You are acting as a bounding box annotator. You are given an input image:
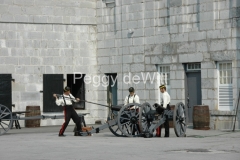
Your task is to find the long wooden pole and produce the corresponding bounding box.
[233,89,240,132]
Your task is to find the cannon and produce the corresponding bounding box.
[0,104,88,136]
[78,101,187,137]
[1,101,187,137]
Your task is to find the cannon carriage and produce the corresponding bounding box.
[1,101,187,137]
[78,101,187,137]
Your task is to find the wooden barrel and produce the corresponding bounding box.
[193,105,210,130]
[25,106,41,128]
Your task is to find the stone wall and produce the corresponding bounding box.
[1,0,239,129]
[96,0,240,129]
[0,0,99,126]
[0,0,96,24]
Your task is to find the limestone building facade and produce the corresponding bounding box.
[0,0,239,129]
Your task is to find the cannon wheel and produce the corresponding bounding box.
[138,102,155,133]
[107,107,126,137]
[117,103,142,137]
[0,104,13,136]
[173,102,187,137]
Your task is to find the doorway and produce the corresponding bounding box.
[106,73,118,107]
[185,63,202,123]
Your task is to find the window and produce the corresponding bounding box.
[187,63,201,71]
[218,62,233,111]
[158,66,170,103]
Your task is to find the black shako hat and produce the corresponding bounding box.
[128,87,134,92]
[64,86,71,92]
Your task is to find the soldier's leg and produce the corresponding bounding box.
[71,107,82,132]
[59,107,71,136]
[164,115,169,137]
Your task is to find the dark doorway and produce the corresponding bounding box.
[106,73,118,107]
[43,74,64,112]
[0,74,12,111]
[186,71,202,123]
[67,74,85,110]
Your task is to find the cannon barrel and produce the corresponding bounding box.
[55,94,122,111]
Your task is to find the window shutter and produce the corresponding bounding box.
[219,85,233,110]
[43,74,64,112]
[0,74,12,111]
[218,62,233,111]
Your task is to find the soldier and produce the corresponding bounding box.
[124,87,140,135]
[124,87,140,107]
[53,86,82,137]
[154,85,171,137]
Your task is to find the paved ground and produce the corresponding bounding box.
[1,125,240,160]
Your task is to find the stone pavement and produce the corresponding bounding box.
[0,125,240,160]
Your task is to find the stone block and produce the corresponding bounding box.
[171,33,188,42]
[145,65,156,72]
[128,20,138,29]
[199,21,215,31]
[4,57,18,65]
[15,66,25,74]
[145,1,155,10]
[19,57,31,65]
[0,13,14,22]
[175,70,184,80]
[21,92,40,101]
[98,57,109,65]
[13,0,34,6]
[177,89,185,99]
[170,25,178,34]
[170,89,176,99]
[208,89,217,99]
[122,38,132,47]
[171,80,184,89]
[220,9,230,20]
[133,54,144,63]
[133,29,144,37]
[201,61,216,69]
[159,8,168,18]
[210,39,227,51]
[48,16,63,23]
[227,38,237,50]
[196,41,208,52]
[202,78,217,89]
[109,56,122,64]
[130,46,144,54]
[145,36,155,45]
[201,69,207,78]
[133,37,144,46]
[169,0,182,7]
[177,42,195,53]
[145,27,155,37]
[199,11,215,22]
[188,31,206,41]
[130,64,145,72]
[144,10,155,19]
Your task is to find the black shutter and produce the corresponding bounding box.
[66,74,85,109]
[0,74,12,111]
[43,74,64,112]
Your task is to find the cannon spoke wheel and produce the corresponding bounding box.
[117,103,142,137]
[173,102,187,137]
[0,104,13,136]
[107,105,126,137]
[138,102,155,133]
